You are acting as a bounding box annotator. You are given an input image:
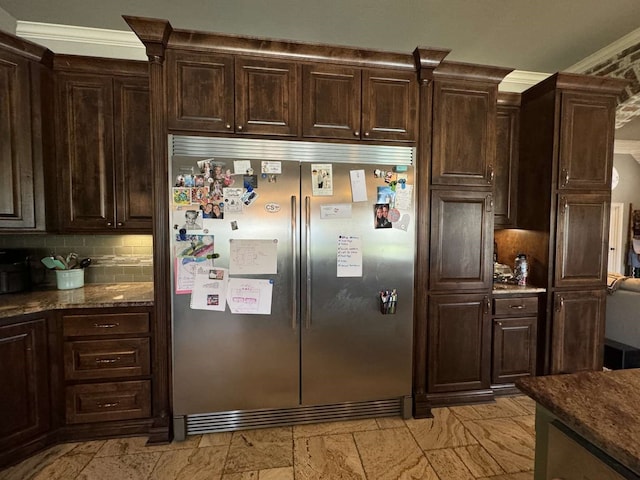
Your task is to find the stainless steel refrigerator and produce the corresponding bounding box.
[170,136,415,439]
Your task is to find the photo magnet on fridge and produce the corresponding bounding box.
[374,203,392,229]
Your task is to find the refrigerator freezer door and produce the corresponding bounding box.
[300,163,414,405]
[172,158,301,414]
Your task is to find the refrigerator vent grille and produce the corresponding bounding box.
[185,398,404,434]
[170,135,414,166]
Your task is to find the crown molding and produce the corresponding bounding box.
[499,70,551,93]
[565,25,640,74]
[614,139,640,164]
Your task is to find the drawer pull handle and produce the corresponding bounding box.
[93,323,120,328]
[97,402,120,409]
[510,305,525,309]
[95,357,120,364]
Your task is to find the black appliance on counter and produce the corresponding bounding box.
[0,249,31,294]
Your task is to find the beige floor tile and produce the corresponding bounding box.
[450,397,529,421]
[354,427,437,480]
[511,395,536,415]
[294,433,366,480]
[76,452,162,480]
[30,453,94,480]
[512,415,536,439]
[258,466,294,479]
[293,419,379,438]
[425,448,474,480]
[150,446,228,480]
[0,443,79,480]
[199,432,233,448]
[405,407,478,450]
[454,444,505,477]
[477,472,534,480]
[221,472,258,480]
[375,416,407,430]
[95,435,201,457]
[224,428,292,474]
[464,418,535,474]
[68,440,106,455]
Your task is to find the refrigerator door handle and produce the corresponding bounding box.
[291,195,298,330]
[305,195,312,329]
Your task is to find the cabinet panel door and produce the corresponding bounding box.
[551,289,605,374]
[302,64,361,139]
[113,76,152,231]
[428,294,491,393]
[555,193,609,287]
[0,318,49,447]
[235,58,299,136]
[57,73,115,230]
[0,50,36,229]
[432,80,496,186]
[430,189,494,290]
[492,317,537,384]
[494,103,519,227]
[558,92,616,191]
[166,50,234,133]
[361,69,417,142]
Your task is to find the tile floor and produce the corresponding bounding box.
[0,396,537,480]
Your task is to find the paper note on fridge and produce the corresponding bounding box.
[227,278,273,314]
[190,266,229,311]
[320,204,352,219]
[337,235,363,277]
[349,169,368,202]
[229,239,278,274]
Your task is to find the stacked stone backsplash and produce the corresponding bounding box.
[0,234,153,286]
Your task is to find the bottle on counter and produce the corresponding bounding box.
[514,253,528,286]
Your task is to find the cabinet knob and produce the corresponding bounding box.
[364,132,370,137]
[117,222,123,227]
[237,125,243,131]
[488,164,494,184]
[561,168,569,187]
[225,124,232,129]
[107,222,112,226]
[354,131,360,137]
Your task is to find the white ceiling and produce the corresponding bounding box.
[1,0,640,73]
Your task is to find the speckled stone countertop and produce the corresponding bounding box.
[0,282,154,318]
[492,283,546,295]
[517,369,640,474]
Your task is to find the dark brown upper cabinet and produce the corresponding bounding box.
[494,93,520,228]
[0,34,51,231]
[429,189,494,291]
[167,50,299,136]
[302,64,418,142]
[55,57,152,232]
[557,92,617,191]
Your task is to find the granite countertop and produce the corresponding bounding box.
[492,283,546,295]
[517,369,640,474]
[0,282,154,318]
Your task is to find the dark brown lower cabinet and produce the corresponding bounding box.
[427,294,492,394]
[551,289,606,374]
[0,315,50,466]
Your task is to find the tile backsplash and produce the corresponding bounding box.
[0,234,153,286]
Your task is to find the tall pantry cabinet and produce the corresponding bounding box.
[518,73,627,375]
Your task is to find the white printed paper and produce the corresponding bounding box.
[174,256,214,294]
[227,278,273,314]
[311,164,333,196]
[233,160,252,175]
[190,266,229,311]
[394,184,414,211]
[223,187,244,213]
[320,204,352,219]
[261,161,282,174]
[349,169,368,202]
[229,239,278,275]
[337,235,363,277]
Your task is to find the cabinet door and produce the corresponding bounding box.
[235,57,299,136]
[0,318,49,449]
[432,80,496,186]
[494,103,519,227]
[430,189,494,290]
[166,50,234,133]
[302,64,361,139]
[57,73,115,230]
[558,92,616,191]
[551,289,605,374]
[0,50,37,230]
[492,317,537,384]
[555,193,609,287]
[428,294,491,393]
[113,76,152,231]
[361,69,417,142]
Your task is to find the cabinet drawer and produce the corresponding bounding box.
[66,380,151,424]
[62,312,149,337]
[493,297,538,316]
[64,338,150,381]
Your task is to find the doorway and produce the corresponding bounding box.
[609,202,624,274]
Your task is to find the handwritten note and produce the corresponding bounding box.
[229,239,278,275]
[226,278,273,314]
[337,235,362,278]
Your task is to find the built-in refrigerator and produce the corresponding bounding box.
[169,137,416,439]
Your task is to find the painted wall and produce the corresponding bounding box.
[0,5,15,34]
[611,153,640,273]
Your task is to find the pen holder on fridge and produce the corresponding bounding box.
[379,289,397,315]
